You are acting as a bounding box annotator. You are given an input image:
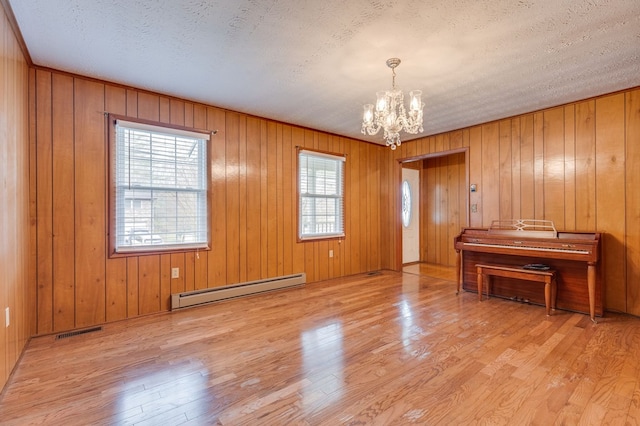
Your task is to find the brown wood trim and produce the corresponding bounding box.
[0,0,33,65]
[107,113,214,138]
[400,146,468,163]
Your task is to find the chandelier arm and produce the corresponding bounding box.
[361,120,382,136]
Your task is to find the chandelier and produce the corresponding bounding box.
[361,58,424,150]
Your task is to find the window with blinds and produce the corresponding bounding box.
[298,149,345,240]
[112,118,210,253]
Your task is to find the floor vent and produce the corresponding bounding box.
[367,271,381,276]
[56,326,103,340]
[171,273,306,310]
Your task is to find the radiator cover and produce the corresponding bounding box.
[171,273,306,310]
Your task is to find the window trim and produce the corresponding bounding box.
[107,114,213,258]
[296,147,346,242]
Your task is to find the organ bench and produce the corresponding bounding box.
[475,263,557,316]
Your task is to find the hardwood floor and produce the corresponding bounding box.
[1,265,640,425]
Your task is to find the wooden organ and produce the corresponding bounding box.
[454,220,602,322]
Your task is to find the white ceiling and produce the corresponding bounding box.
[8,0,640,145]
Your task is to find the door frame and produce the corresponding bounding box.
[395,147,470,270]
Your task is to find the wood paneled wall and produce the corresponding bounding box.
[0,5,31,391]
[420,152,466,266]
[29,70,383,335]
[25,68,640,333]
[383,89,640,316]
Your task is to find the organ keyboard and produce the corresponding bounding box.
[454,220,602,321]
[462,242,589,255]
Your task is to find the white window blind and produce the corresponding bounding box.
[114,119,210,253]
[298,149,345,240]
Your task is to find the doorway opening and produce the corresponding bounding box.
[398,148,469,276]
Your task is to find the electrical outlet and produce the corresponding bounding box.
[5,307,9,328]
[329,250,334,258]
[171,267,180,279]
[471,204,478,213]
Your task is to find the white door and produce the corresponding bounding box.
[402,168,420,264]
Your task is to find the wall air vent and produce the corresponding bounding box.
[56,326,103,340]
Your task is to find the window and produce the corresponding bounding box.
[110,117,210,254]
[401,180,412,228]
[298,149,345,240]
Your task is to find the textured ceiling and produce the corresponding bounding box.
[8,0,640,145]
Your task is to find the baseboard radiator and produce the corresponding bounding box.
[171,273,306,310]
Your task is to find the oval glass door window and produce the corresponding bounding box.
[402,180,412,228]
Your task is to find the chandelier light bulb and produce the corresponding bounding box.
[361,58,425,150]
[409,90,422,111]
[376,92,388,112]
[363,104,374,124]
